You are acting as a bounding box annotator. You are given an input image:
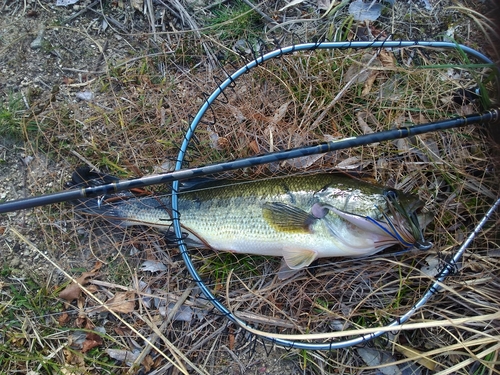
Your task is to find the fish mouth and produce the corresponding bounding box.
[380,190,432,250]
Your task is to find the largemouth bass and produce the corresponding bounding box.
[69,169,431,270]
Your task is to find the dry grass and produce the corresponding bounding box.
[1,0,500,374]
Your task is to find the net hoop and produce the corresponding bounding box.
[171,41,498,350]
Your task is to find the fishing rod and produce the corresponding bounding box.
[0,108,498,214]
[1,40,497,214]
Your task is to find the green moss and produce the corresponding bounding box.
[0,92,25,139]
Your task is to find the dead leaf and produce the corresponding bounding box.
[143,355,154,372]
[421,255,441,277]
[153,355,164,368]
[271,101,290,126]
[76,295,85,310]
[356,347,400,375]
[114,326,130,336]
[159,304,193,322]
[207,127,220,150]
[356,111,377,136]
[62,77,74,85]
[228,104,246,123]
[348,0,383,21]
[59,283,82,302]
[378,49,395,68]
[361,71,378,95]
[58,312,70,325]
[466,261,484,272]
[97,291,135,314]
[76,315,87,328]
[249,139,260,154]
[59,271,98,302]
[84,318,95,330]
[417,113,428,124]
[130,0,143,13]
[336,156,367,170]
[217,137,230,149]
[90,262,103,273]
[73,271,97,284]
[106,349,139,365]
[457,105,475,115]
[64,348,86,366]
[228,329,235,350]
[85,284,99,293]
[356,116,372,134]
[344,61,370,84]
[82,332,103,353]
[285,154,323,169]
[394,138,410,154]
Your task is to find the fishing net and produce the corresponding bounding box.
[164,41,500,349]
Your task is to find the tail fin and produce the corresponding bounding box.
[72,197,134,227]
[66,168,209,248]
[66,167,137,226]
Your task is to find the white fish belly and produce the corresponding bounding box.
[181,209,383,259]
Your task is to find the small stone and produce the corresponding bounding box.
[30,27,45,49]
[10,257,21,267]
[75,91,94,101]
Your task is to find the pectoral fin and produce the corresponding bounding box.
[262,202,317,233]
[282,247,318,269]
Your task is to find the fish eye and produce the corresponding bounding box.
[384,190,398,200]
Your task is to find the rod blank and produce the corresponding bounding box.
[0,109,498,214]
